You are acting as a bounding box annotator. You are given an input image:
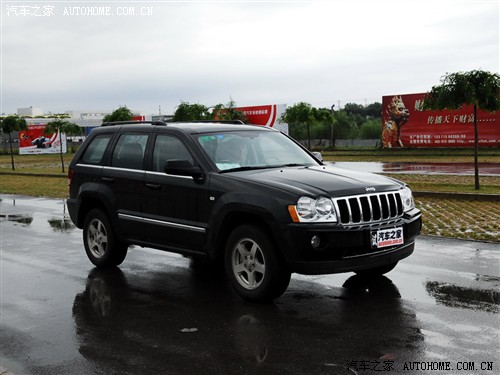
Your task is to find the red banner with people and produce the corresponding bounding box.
[18,123,66,155]
[382,93,499,148]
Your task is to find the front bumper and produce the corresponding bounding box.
[276,208,422,275]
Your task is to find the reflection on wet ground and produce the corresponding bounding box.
[1,195,499,374]
[426,280,500,313]
[71,266,422,374]
[331,162,500,176]
[0,197,34,225]
[0,195,75,232]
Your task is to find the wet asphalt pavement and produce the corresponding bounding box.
[0,195,499,375]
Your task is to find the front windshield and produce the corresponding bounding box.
[196,130,319,172]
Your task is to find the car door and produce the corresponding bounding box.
[142,133,209,254]
[102,132,148,241]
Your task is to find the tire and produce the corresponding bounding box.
[355,262,398,277]
[83,208,128,267]
[225,225,291,302]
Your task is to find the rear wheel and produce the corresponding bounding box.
[355,262,398,277]
[225,225,291,302]
[83,208,128,267]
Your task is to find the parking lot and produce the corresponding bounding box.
[1,195,499,374]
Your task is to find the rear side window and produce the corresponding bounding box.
[80,134,112,165]
[111,134,149,170]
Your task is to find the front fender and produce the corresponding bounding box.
[206,191,292,260]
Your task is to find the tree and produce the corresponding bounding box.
[365,102,382,118]
[173,102,211,121]
[343,102,382,118]
[359,119,382,139]
[343,103,365,117]
[103,106,133,123]
[281,102,312,148]
[332,110,358,142]
[44,119,82,173]
[311,107,336,147]
[423,70,500,190]
[0,115,28,170]
[210,98,247,122]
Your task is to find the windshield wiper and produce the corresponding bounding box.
[278,163,308,167]
[221,163,310,173]
[220,165,272,173]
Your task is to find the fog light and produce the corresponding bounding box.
[311,235,321,249]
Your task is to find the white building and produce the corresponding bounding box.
[17,106,43,116]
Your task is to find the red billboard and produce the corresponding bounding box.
[235,104,288,134]
[382,93,499,148]
[18,123,67,155]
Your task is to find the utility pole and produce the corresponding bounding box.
[330,104,335,148]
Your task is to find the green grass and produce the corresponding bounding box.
[0,174,68,198]
[0,153,74,175]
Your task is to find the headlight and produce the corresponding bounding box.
[288,196,337,223]
[400,186,415,212]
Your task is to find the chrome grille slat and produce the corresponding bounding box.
[366,196,373,221]
[333,192,404,226]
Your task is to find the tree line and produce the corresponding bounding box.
[169,100,383,149]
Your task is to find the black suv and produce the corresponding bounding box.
[68,121,421,301]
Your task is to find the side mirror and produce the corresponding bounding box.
[312,151,323,162]
[165,160,205,182]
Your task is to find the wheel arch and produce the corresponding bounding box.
[78,196,108,229]
[76,189,121,238]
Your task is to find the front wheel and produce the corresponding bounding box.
[225,225,291,302]
[355,262,398,277]
[83,208,128,267]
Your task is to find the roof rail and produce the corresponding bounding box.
[101,120,168,127]
[187,120,245,125]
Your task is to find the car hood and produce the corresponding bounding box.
[230,165,403,197]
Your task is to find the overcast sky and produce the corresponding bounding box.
[2,0,498,115]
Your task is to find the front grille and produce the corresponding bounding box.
[333,191,404,226]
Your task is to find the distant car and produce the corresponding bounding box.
[67,121,421,302]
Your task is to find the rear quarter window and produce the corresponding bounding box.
[80,134,112,165]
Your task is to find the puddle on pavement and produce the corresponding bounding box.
[425,280,500,313]
[0,195,76,233]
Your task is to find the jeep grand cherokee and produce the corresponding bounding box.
[67,121,421,301]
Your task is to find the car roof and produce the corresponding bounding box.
[92,122,276,135]
[168,122,275,134]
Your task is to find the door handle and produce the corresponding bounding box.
[101,177,115,183]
